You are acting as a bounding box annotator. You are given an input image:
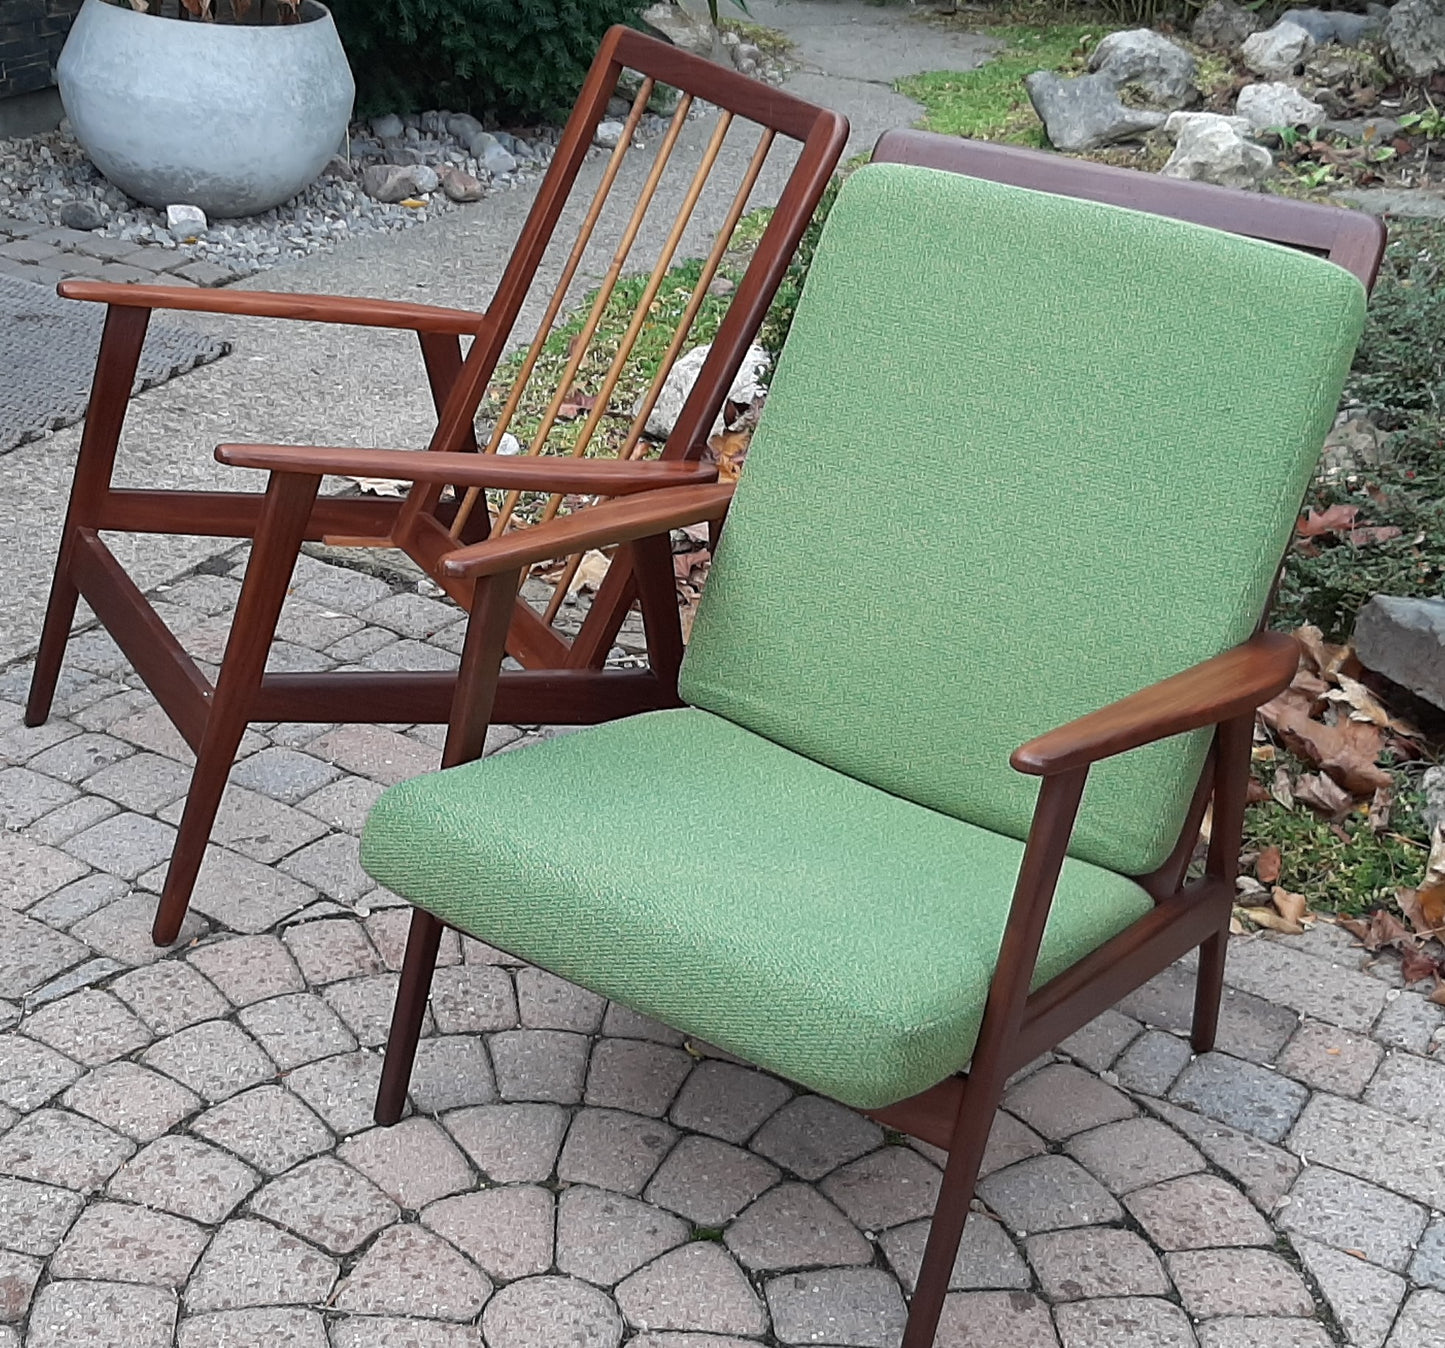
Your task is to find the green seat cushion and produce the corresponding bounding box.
[361,708,1153,1109]
[680,162,1367,876]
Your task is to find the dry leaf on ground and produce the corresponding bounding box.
[1256,846,1282,885]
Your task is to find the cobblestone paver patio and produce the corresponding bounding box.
[2,546,1445,1348]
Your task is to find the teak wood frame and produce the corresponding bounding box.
[356,133,1386,1348]
[25,26,848,947]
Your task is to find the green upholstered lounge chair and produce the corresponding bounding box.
[345,135,1382,1346]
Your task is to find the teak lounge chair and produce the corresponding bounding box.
[339,135,1383,1346]
[24,26,847,947]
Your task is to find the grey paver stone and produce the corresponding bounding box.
[1388,1290,1445,1348]
[1292,1235,1404,1348]
[29,733,135,783]
[1064,1116,1205,1195]
[186,934,303,1005]
[1140,1096,1301,1210]
[585,1037,693,1118]
[279,833,372,904]
[323,628,397,663]
[366,906,461,972]
[0,766,77,831]
[749,1094,883,1181]
[306,725,435,786]
[295,775,385,834]
[934,1290,1060,1348]
[763,1265,901,1346]
[191,1085,332,1175]
[108,1135,259,1224]
[1224,938,1388,1032]
[273,599,365,650]
[0,832,91,911]
[62,1062,200,1142]
[26,956,127,1009]
[1027,1227,1169,1300]
[619,1240,768,1337]
[559,1108,678,1196]
[1170,1051,1309,1142]
[26,873,127,929]
[1277,1019,1383,1097]
[339,1118,473,1209]
[515,967,605,1031]
[556,1185,688,1285]
[289,565,393,612]
[424,1184,554,1282]
[0,1033,82,1111]
[282,918,381,985]
[491,1028,590,1104]
[1363,1050,1445,1127]
[1168,1248,1313,1317]
[974,1109,1048,1179]
[176,1307,328,1348]
[23,988,151,1067]
[358,592,461,639]
[248,1157,398,1255]
[820,1144,941,1231]
[322,972,415,1047]
[110,962,230,1037]
[141,1019,275,1102]
[1278,1164,1426,1271]
[184,1217,338,1312]
[0,908,87,997]
[173,259,238,286]
[327,1318,479,1348]
[50,1202,206,1287]
[977,1154,1122,1235]
[283,1050,383,1136]
[25,1279,177,1348]
[230,748,340,804]
[428,964,518,1034]
[1197,1320,1330,1348]
[106,706,197,764]
[70,893,206,967]
[1053,1297,1196,1348]
[1125,1173,1273,1249]
[63,812,176,880]
[1060,1008,1143,1073]
[1119,964,1298,1062]
[645,1134,780,1226]
[482,1275,622,1348]
[1114,1028,1194,1096]
[84,753,192,813]
[1288,1093,1445,1209]
[881,1211,1028,1294]
[177,847,315,934]
[725,1181,870,1272]
[362,638,454,672]
[1372,991,1445,1053]
[0,1108,134,1189]
[0,1249,39,1320]
[409,1034,497,1113]
[628,1337,759,1348]
[333,1222,490,1320]
[236,993,356,1071]
[0,1177,85,1255]
[25,796,122,849]
[172,786,327,864]
[601,1003,687,1045]
[1411,1216,1445,1291]
[669,1060,791,1143]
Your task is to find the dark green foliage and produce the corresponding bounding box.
[329,0,644,121]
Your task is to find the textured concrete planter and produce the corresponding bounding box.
[57,0,354,218]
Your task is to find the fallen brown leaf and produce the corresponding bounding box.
[1272,886,1309,927]
[1270,767,1296,809]
[1242,906,1304,935]
[1368,785,1392,834]
[1293,772,1352,816]
[1296,504,1360,538]
[1260,691,1393,795]
[1431,976,1445,1007]
[1256,846,1282,885]
[1400,945,1441,986]
[1347,525,1403,546]
[704,430,752,483]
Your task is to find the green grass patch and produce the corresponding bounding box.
[896,24,1113,146]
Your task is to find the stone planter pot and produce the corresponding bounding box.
[57,0,354,218]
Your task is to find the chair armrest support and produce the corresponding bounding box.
[1011,631,1299,776]
[214,444,718,495]
[439,482,736,578]
[57,280,487,335]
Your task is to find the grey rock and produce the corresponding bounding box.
[1388,0,1445,78]
[1236,82,1327,132]
[1321,115,1403,143]
[369,114,403,139]
[1163,112,1274,190]
[1423,764,1445,834]
[480,143,518,177]
[734,42,761,77]
[1333,188,1445,219]
[1282,8,1383,46]
[408,165,440,195]
[360,165,420,204]
[1242,22,1318,78]
[446,113,484,142]
[594,121,627,150]
[165,204,207,239]
[638,342,769,441]
[1025,71,1168,152]
[641,1,716,58]
[465,130,499,159]
[1089,29,1199,110]
[1193,0,1262,50]
[59,200,105,231]
[1353,595,1445,710]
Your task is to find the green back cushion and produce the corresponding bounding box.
[680,164,1365,875]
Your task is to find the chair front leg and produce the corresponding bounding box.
[28,304,152,725]
[375,908,445,1125]
[151,469,322,946]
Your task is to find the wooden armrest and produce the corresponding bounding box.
[440,482,736,578]
[1011,631,1299,776]
[214,444,718,494]
[57,280,487,335]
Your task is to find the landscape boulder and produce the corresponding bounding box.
[1353,595,1445,711]
[638,343,770,441]
[1242,21,1318,77]
[641,1,716,57]
[1162,112,1273,189]
[1387,0,1445,78]
[1192,0,1261,50]
[1280,8,1383,47]
[1089,29,1200,109]
[1024,71,1168,152]
[1235,82,1328,132]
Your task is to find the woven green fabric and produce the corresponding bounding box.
[360,708,1154,1108]
[680,164,1366,875]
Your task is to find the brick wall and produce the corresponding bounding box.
[0,0,82,100]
